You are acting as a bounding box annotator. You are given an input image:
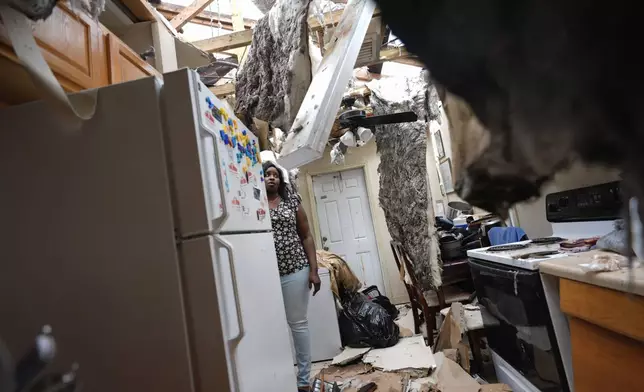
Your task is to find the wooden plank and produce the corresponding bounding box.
[170,0,216,30]
[361,46,424,67]
[560,278,644,342]
[569,317,644,392]
[209,83,235,96]
[154,3,256,30]
[308,7,381,31]
[192,29,253,53]
[120,0,158,21]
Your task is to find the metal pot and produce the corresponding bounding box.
[446,201,473,219]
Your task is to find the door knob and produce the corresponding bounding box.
[323,247,329,251]
[322,236,328,242]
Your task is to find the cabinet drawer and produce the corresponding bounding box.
[560,278,644,342]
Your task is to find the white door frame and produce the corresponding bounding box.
[304,163,391,297]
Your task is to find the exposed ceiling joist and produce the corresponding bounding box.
[154,2,256,30]
[209,83,236,96]
[170,0,217,29]
[192,29,253,52]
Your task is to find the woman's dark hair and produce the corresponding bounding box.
[263,161,289,199]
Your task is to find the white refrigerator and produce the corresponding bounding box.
[0,69,298,392]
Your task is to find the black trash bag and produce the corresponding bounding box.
[372,295,400,319]
[338,293,399,348]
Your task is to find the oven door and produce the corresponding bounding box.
[469,258,569,392]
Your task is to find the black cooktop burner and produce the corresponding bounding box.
[531,237,566,245]
[487,243,530,252]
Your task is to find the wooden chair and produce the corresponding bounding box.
[390,241,474,341]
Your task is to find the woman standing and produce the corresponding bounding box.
[263,161,321,392]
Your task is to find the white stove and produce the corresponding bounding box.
[467,240,569,270]
[467,181,623,392]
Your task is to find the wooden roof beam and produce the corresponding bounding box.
[154,2,256,30]
[192,29,253,53]
[169,0,216,30]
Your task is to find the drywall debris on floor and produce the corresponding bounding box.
[395,306,416,337]
[362,336,436,375]
[332,347,371,366]
[368,72,442,290]
[235,0,312,132]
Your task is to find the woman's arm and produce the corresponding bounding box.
[296,205,321,295]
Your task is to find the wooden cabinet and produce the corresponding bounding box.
[105,32,160,84]
[0,3,160,105]
[560,279,644,392]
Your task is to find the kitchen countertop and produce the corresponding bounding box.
[539,249,644,296]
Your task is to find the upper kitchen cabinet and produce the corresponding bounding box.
[0,1,161,106]
[105,32,161,84]
[0,2,108,104]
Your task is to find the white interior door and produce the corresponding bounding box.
[312,168,386,294]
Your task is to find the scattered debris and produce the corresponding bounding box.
[479,384,513,392]
[332,347,372,366]
[314,363,372,384]
[434,358,481,392]
[362,336,436,376]
[342,370,408,392]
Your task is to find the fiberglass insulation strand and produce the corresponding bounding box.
[368,73,443,290]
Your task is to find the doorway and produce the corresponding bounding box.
[312,168,386,294]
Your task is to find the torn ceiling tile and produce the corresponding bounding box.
[235,0,312,131]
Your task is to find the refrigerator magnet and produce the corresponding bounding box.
[232,197,241,211]
[253,187,261,200]
[257,208,266,221]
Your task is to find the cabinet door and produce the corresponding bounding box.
[0,2,106,92]
[107,33,161,84]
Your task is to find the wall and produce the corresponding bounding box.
[296,142,409,304]
[513,163,622,238]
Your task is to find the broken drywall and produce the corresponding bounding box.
[235,0,312,132]
[362,336,436,375]
[368,73,442,289]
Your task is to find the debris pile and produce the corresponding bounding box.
[313,303,511,392]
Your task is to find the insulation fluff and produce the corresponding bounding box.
[235,0,312,132]
[368,74,442,289]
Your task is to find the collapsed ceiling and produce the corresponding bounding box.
[368,72,443,290]
[235,0,312,131]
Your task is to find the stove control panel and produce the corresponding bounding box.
[546,181,622,222]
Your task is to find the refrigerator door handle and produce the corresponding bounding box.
[209,137,229,232]
[213,234,245,342]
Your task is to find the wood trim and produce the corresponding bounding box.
[569,317,644,392]
[191,29,252,53]
[154,3,255,30]
[560,278,644,342]
[169,0,216,30]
